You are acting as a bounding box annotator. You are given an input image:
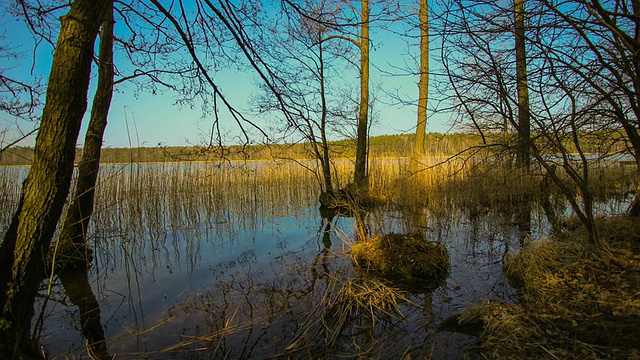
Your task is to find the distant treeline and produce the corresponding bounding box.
[0,133,475,165]
[0,131,629,165]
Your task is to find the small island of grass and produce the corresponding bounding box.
[351,233,449,281]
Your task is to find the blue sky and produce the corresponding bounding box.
[0,1,453,149]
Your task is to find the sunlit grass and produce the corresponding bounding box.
[1,154,638,359]
[478,216,640,359]
[351,233,449,280]
[1,156,636,241]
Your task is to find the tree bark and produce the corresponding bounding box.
[413,0,429,166]
[56,9,114,358]
[514,0,531,169]
[354,0,370,191]
[0,0,111,356]
[318,37,333,194]
[57,5,115,272]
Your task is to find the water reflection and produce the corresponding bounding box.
[58,268,111,360]
[29,195,542,359]
[318,208,335,250]
[25,163,581,359]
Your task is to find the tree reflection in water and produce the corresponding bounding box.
[36,201,531,359]
[58,268,111,360]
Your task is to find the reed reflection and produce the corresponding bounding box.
[159,234,350,358]
[15,160,567,359]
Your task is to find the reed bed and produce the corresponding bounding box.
[371,156,638,221]
[1,156,635,254]
[0,166,28,230]
[1,156,635,250]
[368,156,539,212]
[91,161,323,235]
[74,161,332,278]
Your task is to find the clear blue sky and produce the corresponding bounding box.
[0,1,453,149]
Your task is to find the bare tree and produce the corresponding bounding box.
[56,5,115,272]
[0,0,271,356]
[354,0,370,191]
[514,0,530,169]
[412,0,429,164]
[0,1,112,357]
[529,0,640,216]
[253,0,355,200]
[433,0,617,242]
[283,0,374,193]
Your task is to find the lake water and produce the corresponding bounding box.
[35,210,533,358]
[0,161,595,359]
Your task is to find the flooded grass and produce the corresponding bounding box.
[476,216,640,359]
[0,156,638,359]
[351,233,449,280]
[285,276,411,358]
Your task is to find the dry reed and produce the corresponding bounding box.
[1,155,636,236]
[286,276,410,357]
[0,166,28,229]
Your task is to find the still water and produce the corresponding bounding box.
[1,162,544,359]
[37,209,531,359]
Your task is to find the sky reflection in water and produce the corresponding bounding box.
[35,200,534,359]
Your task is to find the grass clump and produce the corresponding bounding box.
[351,233,449,280]
[286,277,409,357]
[476,216,640,359]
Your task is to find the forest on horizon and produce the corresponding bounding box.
[0,131,630,165]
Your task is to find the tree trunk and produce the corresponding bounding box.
[413,0,429,166]
[514,0,531,169]
[354,0,370,192]
[319,37,333,194]
[0,0,111,356]
[57,5,115,272]
[627,0,640,217]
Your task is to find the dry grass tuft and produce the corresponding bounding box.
[476,303,549,359]
[480,216,640,359]
[351,233,449,280]
[286,276,410,356]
